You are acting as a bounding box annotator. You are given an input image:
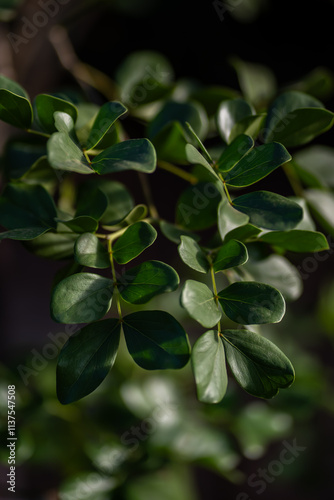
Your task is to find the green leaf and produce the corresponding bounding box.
[120,260,179,304]
[232,191,303,230]
[180,280,222,329]
[51,272,113,323]
[47,132,92,174]
[176,182,222,231]
[57,319,121,404]
[74,233,110,269]
[0,75,32,129]
[192,330,228,404]
[0,227,51,241]
[34,94,78,134]
[123,310,190,369]
[259,229,329,252]
[218,282,286,324]
[56,215,98,233]
[112,221,157,264]
[244,254,303,302]
[229,113,266,143]
[218,196,249,240]
[293,145,334,188]
[217,134,254,172]
[75,187,108,220]
[85,101,127,150]
[54,111,75,134]
[159,220,200,244]
[264,91,334,147]
[4,138,47,180]
[216,98,254,143]
[178,236,210,273]
[213,239,248,272]
[304,189,334,236]
[0,182,57,230]
[91,139,156,174]
[231,58,277,106]
[149,121,189,164]
[185,122,213,163]
[24,224,78,260]
[97,180,134,225]
[221,329,295,398]
[224,223,261,243]
[116,50,174,106]
[190,85,239,116]
[223,142,291,188]
[185,144,217,179]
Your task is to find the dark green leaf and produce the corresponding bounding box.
[176,182,222,231]
[112,221,157,264]
[218,196,249,240]
[223,142,291,187]
[216,98,254,143]
[192,330,227,404]
[178,235,210,273]
[232,191,303,230]
[91,139,156,174]
[51,272,113,323]
[218,281,286,324]
[180,280,222,328]
[213,240,248,272]
[217,134,254,172]
[57,319,121,404]
[4,138,47,180]
[85,101,127,150]
[149,121,189,164]
[123,310,190,369]
[185,122,213,163]
[74,233,110,269]
[24,224,78,260]
[264,91,334,147]
[75,187,108,220]
[229,114,266,143]
[0,227,51,240]
[97,180,134,225]
[120,260,179,304]
[293,145,334,188]
[259,229,329,252]
[185,144,217,180]
[159,220,200,244]
[57,215,98,233]
[190,85,239,116]
[224,223,261,243]
[0,75,32,129]
[0,182,57,230]
[304,189,334,237]
[47,132,92,174]
[222,329,295,398]
[35,94,78,134]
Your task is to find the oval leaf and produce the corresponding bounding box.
[57,319,121,404]
[218,196,249,240]
[218,134,254,172]
[119,260,179,304]
[180,280,222,329]
[85,101,127,150]
[123,310,190,369]
[0,75,32,129]
[259,229,329,252]
[35,94,78,134]
[232,191,303,230]
[216,98,254,143]
[178,235,210,273]
[218,281,286,324]
[91,138,156,174]
[213,239,248,272]
[74,233,110,269]
[112,221,157,264]
[51,272,113,323]
[176,181,222,231]
[47,132,92,174]
[159,220,200,244]
[222,329,295,398]
[192,330,228,404]
[223,142,291,187]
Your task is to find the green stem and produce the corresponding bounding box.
[107,238,123,321]
[26,129,51,139]
[158,160,198,184]
[83,149,92,165]
[210,263,221,334]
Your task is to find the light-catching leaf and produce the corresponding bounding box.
[223,142,291,187]
[180,280,222,329]
[123,310,190,369]
[213,239,248,272]
[192,330,228,403]
[218,196,249,240]
[218,281,286,324]
[216,98,254,143]
[178,236,210,273]
[217,134,254,172]
[85,101,127,150]
[57,319,121,404]
[0,75,32,129]
[91,139,156,174]
[259,229,329,252]
[47,132,92,174]
[74,233,110,269]
[232,191,303,230]
[222,329,295,398]
[51,272,113,323]
[35,94,78,134]
[112,221,157,264]
[120,261,179,304]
